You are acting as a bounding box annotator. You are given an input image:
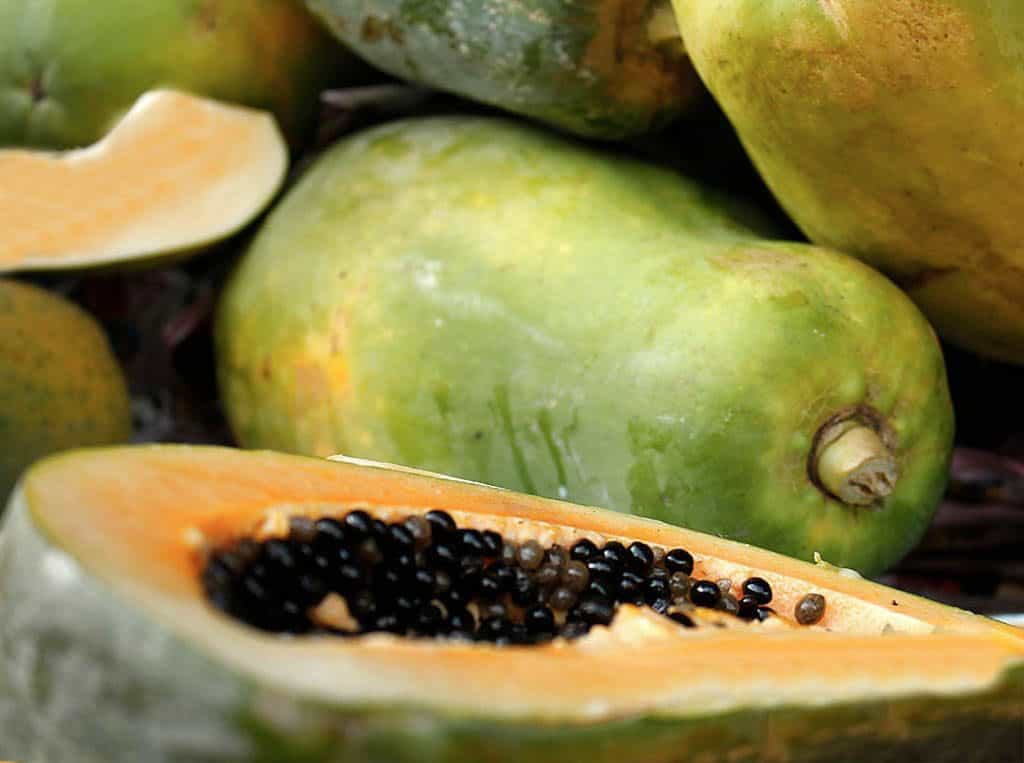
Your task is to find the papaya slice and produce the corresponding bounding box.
[1,445,1021,762]
[0,90,287,272]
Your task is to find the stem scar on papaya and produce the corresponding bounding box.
[1,446,1021,763]
[807,405,899,508]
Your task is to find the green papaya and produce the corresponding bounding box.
[669,0,1024,364]
[304,0,702,139]
[0,0,354,150]
[216,116,954,575]
[0,279,131,501]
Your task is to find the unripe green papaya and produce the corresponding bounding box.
[216,117,954,575]
[304,0,702,139]
[0,279,131,500]
[669,0,1024,364]
[0,0,354,150]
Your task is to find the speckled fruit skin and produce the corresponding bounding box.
[305,0,703,139]
[0,0,353,150]
[670,0,1024,364]
[216,117,954,576]
[0,279,130,500]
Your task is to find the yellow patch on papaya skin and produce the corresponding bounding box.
[765,0,973,112]
[275,316,353,456]
[817,0,849,38]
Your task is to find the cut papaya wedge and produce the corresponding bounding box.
[0,90,287,272]
[1,445,1021,762]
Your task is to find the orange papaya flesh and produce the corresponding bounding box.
[1,445,1022,762]
[0,90,288,273]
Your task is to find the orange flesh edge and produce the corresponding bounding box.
[0,91,282,267]
[19,445,1024,716]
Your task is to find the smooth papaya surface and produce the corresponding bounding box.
[670,0,1024,364]
[217,116,954,576]
[305,0,702,138]
[0,90,288,272]
[0,0,351,150]
[0,279,130,500]
[0,446,1021,762]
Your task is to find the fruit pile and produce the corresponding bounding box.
[1,0,1022,760]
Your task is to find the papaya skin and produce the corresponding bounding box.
[216,117,954,575]
[0,0,354,150]
[0,445,1022,762]
[670,0,1024,364]
[0,279,131,501]
[304,0,703,139]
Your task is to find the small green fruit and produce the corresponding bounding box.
[0,279,131,501]
[0,0,353,150]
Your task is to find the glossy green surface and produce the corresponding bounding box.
[671,0,1024,363]
[0,0,352,149]
[217,117,954,574]
[305,0,702,138]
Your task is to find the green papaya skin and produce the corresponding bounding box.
[670,0,1024,364]
[304,0,702,139]
[0,0,354,150]
[216,117,954,575]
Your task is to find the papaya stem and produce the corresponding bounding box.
[813,422,897,506]
[647,3,685,49]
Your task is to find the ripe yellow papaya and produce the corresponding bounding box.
[670,0,1024,363]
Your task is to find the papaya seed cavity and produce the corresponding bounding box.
[202,507,829,644]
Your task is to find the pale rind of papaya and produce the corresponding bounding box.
[305,0,703,139]
[216,116,953,576]
[670,0,1024,364]
[0,0,353,150]
[0,279,130,500]
[1,445,1022,762]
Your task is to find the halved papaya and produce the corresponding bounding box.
[0,90,287,272]
[1,445,1021,762]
